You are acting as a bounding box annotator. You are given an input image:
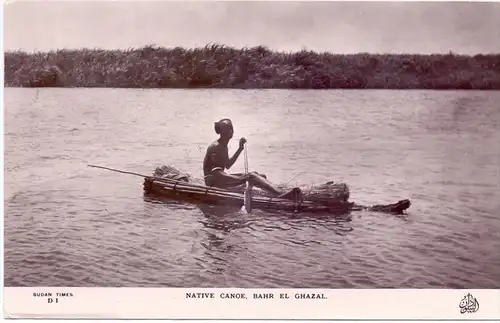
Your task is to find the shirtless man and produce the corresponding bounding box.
[203,118,303,201]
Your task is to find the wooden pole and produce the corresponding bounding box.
[87,164,152,178]
[243,142,252,213]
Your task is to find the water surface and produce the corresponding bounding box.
[4,89,500,288]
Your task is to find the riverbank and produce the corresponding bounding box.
[4,45,500,89]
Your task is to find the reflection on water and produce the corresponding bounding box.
[4,88,500,288]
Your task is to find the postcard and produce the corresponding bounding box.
[2,0,500,320]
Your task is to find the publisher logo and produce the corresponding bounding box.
[459,293,479,314]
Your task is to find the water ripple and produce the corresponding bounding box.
[4,88,500,288]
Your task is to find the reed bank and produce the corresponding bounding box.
[4,45,500,90]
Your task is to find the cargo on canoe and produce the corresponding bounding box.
[142,165,411,215]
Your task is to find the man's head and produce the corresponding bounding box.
[214,118,234,139]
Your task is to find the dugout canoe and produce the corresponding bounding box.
[142,165,411,215]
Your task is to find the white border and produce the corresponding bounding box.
[2,0,500,322]
[3,288,500,320]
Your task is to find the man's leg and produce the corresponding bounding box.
[246,173,282,196]
[246,173,303,202]
[231,172,267,179]
[216,172,302,202]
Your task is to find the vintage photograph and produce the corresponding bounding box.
[3,0,500,295]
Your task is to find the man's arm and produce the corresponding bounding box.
[226,146,243,169]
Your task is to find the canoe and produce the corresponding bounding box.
[142,165,411,215]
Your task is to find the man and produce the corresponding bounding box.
[203,118,303,201]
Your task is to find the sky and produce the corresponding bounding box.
[4,0,500,54]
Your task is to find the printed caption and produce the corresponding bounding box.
[33,292,74,303]
[186,292,327,300]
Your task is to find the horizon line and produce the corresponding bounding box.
[4,44,500,56]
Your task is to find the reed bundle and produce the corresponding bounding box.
[145,177,350,213]
[152,165,350,204]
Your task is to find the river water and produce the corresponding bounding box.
[4,88,500,288]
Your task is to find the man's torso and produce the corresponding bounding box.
[203,141,229,176]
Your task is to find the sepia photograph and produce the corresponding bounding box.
[3,0,500,319]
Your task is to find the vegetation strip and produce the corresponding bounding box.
[5,44,500,89]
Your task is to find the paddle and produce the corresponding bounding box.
[242,142,253,213]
